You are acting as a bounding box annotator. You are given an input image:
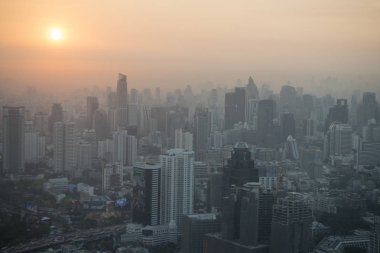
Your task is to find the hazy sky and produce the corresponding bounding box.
[1,0,379,92]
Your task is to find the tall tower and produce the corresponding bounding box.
[160,149,194,230]
[222,142,258,196]
[48,103,63,133]
[116,73,128,128]
[112,130,137,167]
[132,163,161,226]
[325,99,348,132]
[224,87,246,130]
[193,106,210,161]
[279,85,297,115]
[2,106,25,174]
[53,122,77,172]
[86,96,99,129]
[257,99,275,145]
[270,192,312,253]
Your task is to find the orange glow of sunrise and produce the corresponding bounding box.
[49,28,63,41]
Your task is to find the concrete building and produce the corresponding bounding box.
[270,192,313,253]
[132,163,161,226]
[181,213,220,253]
[53,121,77,172]
[160,149,194,230]
[102,163,123,191]
[2,106,25,174]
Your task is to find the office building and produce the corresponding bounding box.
[116,73,128,128]
[113,130,137,167]
[194,106,210,161]
[325,99,348,132]
[246,76,259,99]
[225,87,246,130]
[86,96,99,129]
[132,163,161,226]
[257,99,275,145]
[223,142,258,196]
[53,121,77,172]
[181,213,220,253]
[270,192,312,253]
[358,92,379,129]
[280,112,295,142]
[160,149,194,230]
[2,106,25,174]
[327,123,353,157]
[174,128,193,151]
[48,103,63,133]
[102,163,123,191]
[279,85,297,115]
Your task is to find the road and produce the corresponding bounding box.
[1,224,126,253]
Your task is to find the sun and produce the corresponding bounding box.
[50,28,63,41]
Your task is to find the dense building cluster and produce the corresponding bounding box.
[1,74,380,252]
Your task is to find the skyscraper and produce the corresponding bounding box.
[116,73,128,128]
[358,92,379,129]
[48,103,63,133]
[86,96,99,129]
[2,106,25,174]
[257,99,275,145]
[246,76,259,99]
[327,122,353,157]
[270,192,312,253]
[225,87,246,130]
[112,130,137,167]
[280,112,295,142]
[53,121,77,172]
[194,106,210,161]
[160,149,194,230]
[222,142,258,196]
[181,213,220,253]
[132,163,161,226]
[325,99,348,132]
[279,85,297,115]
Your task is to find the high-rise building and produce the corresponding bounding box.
[369,216,380,253]
[24,121,42,163]
[93,109,108,140]
[174,128,193,151]
[327,123,353,157]
[194,106,210,161]
[358,92,379,129]
[53,122,77,172]
[48,103,63,133]
[205,182,271,253]
[86,96,99,129]
[181,213,220,253]
[257,99,275,145]
[3,106,25,174]
[246,98,259,130]
[280,112,295,142]
[223,142,258,196]
[325,99,348,132]
[303,118,314,137]
[270,192,312,253]
[225,87,246,130]
[132,163,161,226]
[76,141,92,171]
[116,73,128,128]
[102,163,123,191]
[33,112,48,135]
[246,76,259,99]
[279,85,297,115]
[112,130,137,167]
[160,149,194,230]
